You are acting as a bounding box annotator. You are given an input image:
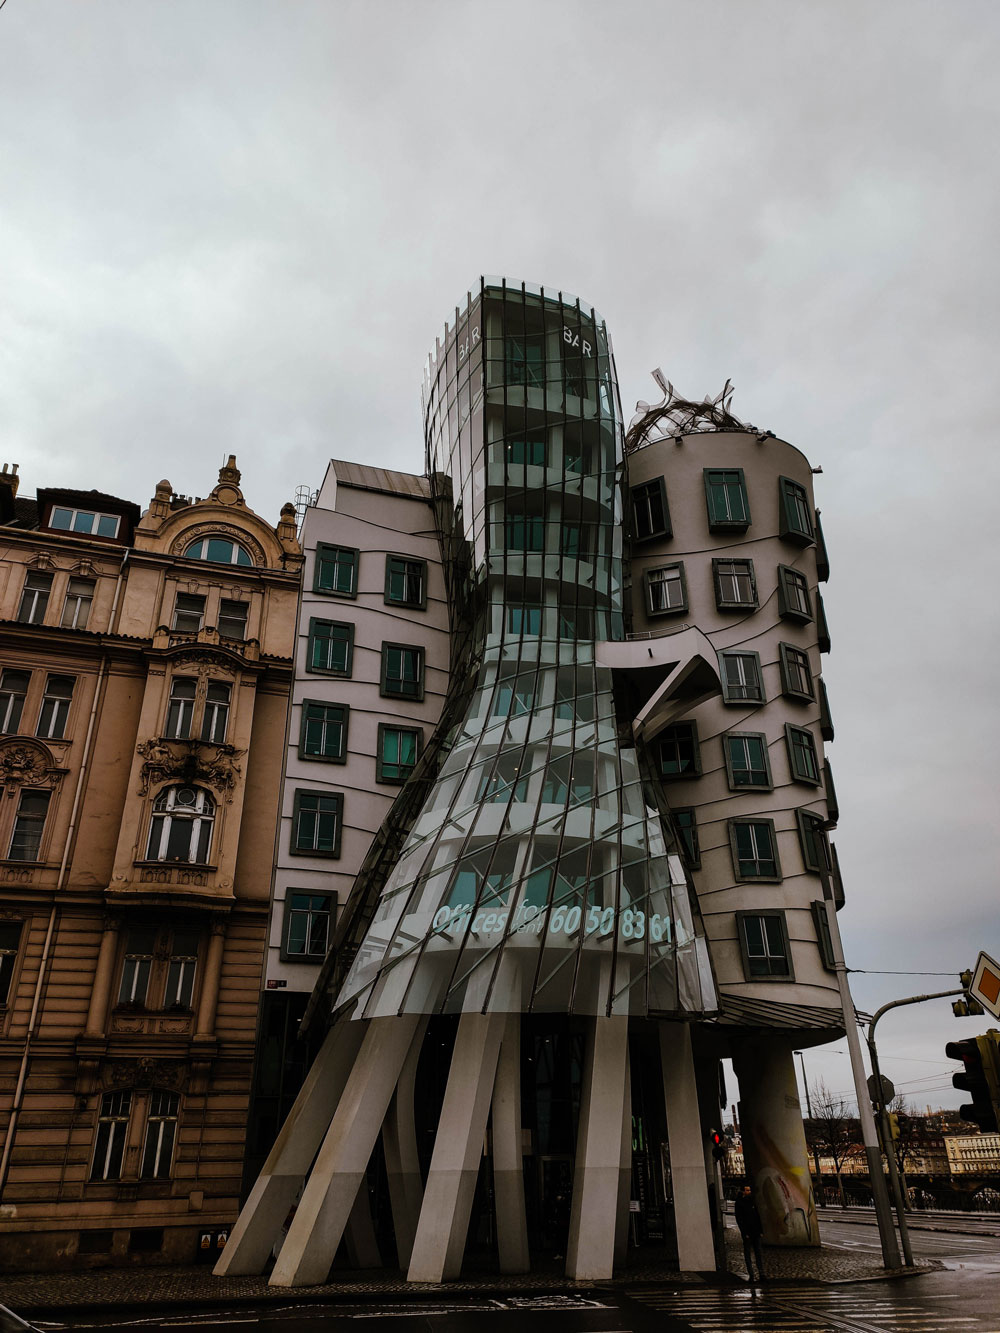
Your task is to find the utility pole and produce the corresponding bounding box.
[818,856,901,1269]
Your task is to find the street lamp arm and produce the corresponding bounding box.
[868,988,965,1046]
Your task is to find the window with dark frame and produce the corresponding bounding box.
[172,593,205,634]
[307,619,353,675]
[61,577,96,630]
[17,571,52,625]
[505,439,546,466]
[377,723,421,783]
[0,669,29,734]
[672,808,700,868]
[505,510,545,552]
[796,808,831,874]
[0,921,24,1005]
[163,929,199,1009]
[385,556,427,608]
[785,723,821,784]
[712,558,757,610]
[776,565,812,622]
[165,678,195,739]
[36,674,74,740]
[140,1090,180,1179]
[723,733,772,790]
[646,563,687,615]
[314,544,359,597]
[381,643,424,700]
[738,912,792,978]
[719,650,764,703]
[657,723,701,779]
[778,642,813,700]
[704,469,750,530]
[507,606,542,636]
[91,1090,132,1181]
[291,790,342,857]
[818,677,834,740]
[729,818,781,880]
[8,788,52,862]
[200,682,231,744]
[811,901,837,971]
[283,891,334,959]
[300,700,348,761]
[505,336,544,387]
[218,599,248,641]
[118,926,156,1006]
[778,476,815,544]
[631,478,671,541]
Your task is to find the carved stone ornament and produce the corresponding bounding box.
[0,738,63,794]
[169,521,266,567]
[137,738,244,800]
[104,1058,187,1092]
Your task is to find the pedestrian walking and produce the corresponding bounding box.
[734,1184,766,1283]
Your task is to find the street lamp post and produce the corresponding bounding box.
[795,1049,825,1208]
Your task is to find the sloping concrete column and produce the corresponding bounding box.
[270,1014,423,1287]
[733,1036,819,1246]
[407,1010,506,1283]
[566,1014,629,1280]
[382,1015,428,1269]
[614,1040,632,1265]
[659,1022,715,1271]
[492,1011,529,1274]
[215,1017,367,1276]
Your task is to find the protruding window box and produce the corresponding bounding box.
[778,476,815,546]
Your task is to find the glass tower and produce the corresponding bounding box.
[335,280,715,1021]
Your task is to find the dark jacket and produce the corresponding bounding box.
[734,1192,763,1238]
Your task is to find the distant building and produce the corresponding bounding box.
[0,459,302,1271]
[945,1133,1000,1176]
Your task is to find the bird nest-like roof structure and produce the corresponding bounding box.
[625,371,769,454]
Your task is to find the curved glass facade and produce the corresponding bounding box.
[335,280,715,1020]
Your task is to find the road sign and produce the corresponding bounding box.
[969,951,1000,1020]
[867,1073,894,1104]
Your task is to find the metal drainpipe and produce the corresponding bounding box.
[0,551,129,1201]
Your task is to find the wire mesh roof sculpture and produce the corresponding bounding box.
[625,370,772,454]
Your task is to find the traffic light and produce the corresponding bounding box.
[709,1129,727,1162]
[954,970,986,1017]
[887,1113,900,1143]
[945,1034,1000,1133]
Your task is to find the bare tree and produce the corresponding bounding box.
[804,1080,864,1206]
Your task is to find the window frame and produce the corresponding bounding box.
[140,1090,180,1180]
[630,477,672,542]
[795,808,831,874]
[218,598,249,641]
[644,562,688,616]
[313,543,359,598]
[703,468,751,532]
[8,788,52,862]
[736,910,794,981]
[90,1090,132,1182]
[656,722,702,780]
[712,558,757,611]
[811,901,837,972]
[61,577,96,630]
[0,920,24,1006]
[17,570,53,625]
[778,476,815,545]
[0,668,30,734]
[816,588,831,652]
[818,677,834,741]
[785,723,821,786]
[815,509,830,581]
[776,565,812,623]
[384,555,428,610]
[36,674,75,740]
[172,593,206,634]
[280,889,337,962]
[183,536,253,567]
[718,649,765,704]
[49,506,121,539]
[376,722,423,785]
[306,617,354,677]
[723,731,773,791]
[290,789,343,859]
[778,642,814,701]
[672,807,700,869]
[164,677,196,740]
[380,642,425,702]
[145,786,216,865]
[728,817,783,882]
[200,681,231,745]
[298,699,349,763]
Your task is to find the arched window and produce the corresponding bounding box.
[184,536,253,567]
[147,786,215,864]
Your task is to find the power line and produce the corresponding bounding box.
[847,969,961,976]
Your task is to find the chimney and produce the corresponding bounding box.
[0,463,20,497]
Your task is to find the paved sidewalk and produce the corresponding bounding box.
[2,1228,938,1319]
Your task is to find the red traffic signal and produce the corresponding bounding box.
[709,1128,727,1162]
[945,1036,999,1133]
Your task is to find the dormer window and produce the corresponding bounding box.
[184,537,252,567]
[49,507,121,539]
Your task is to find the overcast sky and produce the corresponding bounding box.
[3,0,998,1116]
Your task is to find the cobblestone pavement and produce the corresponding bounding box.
[1,1229,936,1317]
